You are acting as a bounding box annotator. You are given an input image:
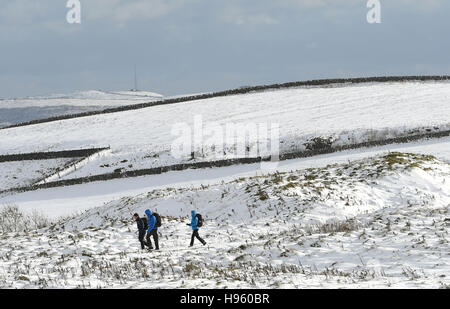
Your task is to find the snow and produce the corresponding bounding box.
[1,81,449,180]
[0,158,77,191]
[0,152,448,288]
[0,90,164,128]
[0,90,164,108]
[0,81,449,288]
[2,136,449,219]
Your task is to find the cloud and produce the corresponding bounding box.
[396,0,442,9]
[0,0,444,34]
[306,42,318,49]
[84,0,191,25]
[220,10,278,27]
[0,0,448,98]
[0,0,191,31]
[0,1,53,25]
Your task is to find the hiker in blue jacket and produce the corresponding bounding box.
[145,209,159,250]
[186,210,206,247]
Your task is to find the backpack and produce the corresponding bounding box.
[196,213,203,227]
[153,212,162,228]
[141,217,149,230]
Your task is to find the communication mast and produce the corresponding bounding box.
[133,64,138,91]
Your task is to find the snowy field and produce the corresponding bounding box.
[0,158,77,191]
[1,81,449,181]
[0,90,163,128]
[0,81,449,289]
[0,152,448,288]
[1,136,449,219]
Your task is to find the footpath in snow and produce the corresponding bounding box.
[1,136,449,219]
[0,152,448,288]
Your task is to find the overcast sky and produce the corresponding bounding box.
[0,0,449,98]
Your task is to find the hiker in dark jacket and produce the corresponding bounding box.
[186,210,206,247]
[133,213,148,250]
[145,209,159,250]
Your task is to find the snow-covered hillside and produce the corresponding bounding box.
[0,81,449,182]
[0,158,77,191]
[0,80,449,289]
[0,136,448,219]
[1,152,448,288]
[0,90,163,128]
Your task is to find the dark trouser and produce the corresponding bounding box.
[138,231,147,249]
[146,229,159,250]
[190,229,206,246]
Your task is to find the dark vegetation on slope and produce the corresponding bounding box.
[0,147,110,162]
